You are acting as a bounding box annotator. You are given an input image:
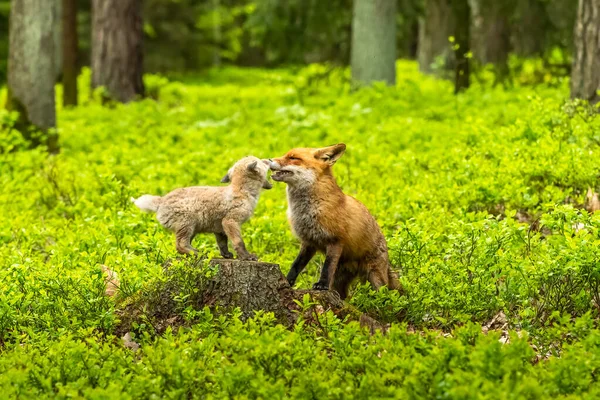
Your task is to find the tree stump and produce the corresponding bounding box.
[203,259,296,325]
[115,258,385,336]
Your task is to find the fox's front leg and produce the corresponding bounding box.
[313,242,343,291]
[287,244,317,287]
[222,219,257,261]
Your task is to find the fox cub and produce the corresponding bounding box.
[268,144,400,299]
[132,156,272,261]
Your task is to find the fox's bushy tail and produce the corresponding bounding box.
[131,195,162,213]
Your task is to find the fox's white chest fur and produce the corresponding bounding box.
[286,187,333,245]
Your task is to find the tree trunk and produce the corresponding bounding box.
[351,0,397,86]
[7,0,59,153]
[571,0,600,105]
[62,0,78,107]
[417,0,455,74]
[91,0,144,103]
[452,0,471,93]
[212,0,221,67]
[470,0,510,83]
[54,0,63,82]
[512,0,547,57]
[115,259,385,336]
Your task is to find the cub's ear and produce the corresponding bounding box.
[220,173,231,183]
[314,143,346,165]
[247,161,258,172]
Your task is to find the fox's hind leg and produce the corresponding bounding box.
[387,269,403,293]
[366,254,402,292]
[366,257,390,290]
[175,225,198,254]
[367,270,388,289]
[215,232,233,259]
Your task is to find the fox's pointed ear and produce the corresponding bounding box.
[220,173,231,183]
[315,143,346,165]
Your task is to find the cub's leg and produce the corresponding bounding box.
[175,225,199,254]
[287,243,317,286]
[222,219,257,261]
[214,232,233,259]
[313,242,343,291]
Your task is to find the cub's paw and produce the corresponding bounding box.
[286,277,296,287]
[239,253,258,261]
[221,251,234,259]
[312,281,329,291]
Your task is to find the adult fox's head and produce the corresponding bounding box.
[268,143,346,186]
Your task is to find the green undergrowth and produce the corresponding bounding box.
[1,312,600,399]
[2,61,600,397]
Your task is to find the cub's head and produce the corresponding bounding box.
[221,156,272,190]
[268,143,346,186]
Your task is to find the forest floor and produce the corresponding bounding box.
[1,62,600,398]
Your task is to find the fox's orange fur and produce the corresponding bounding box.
[269,143,400,299]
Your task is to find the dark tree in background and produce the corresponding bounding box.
[212,0,221,67]
[91,0,144,103]
[7,0,59,153]
[417,0,454,74]
[571,0,600,105]
[351,0,397,85]
[471,0,511,83]
[0,0,584,104]
[54,0,63,81]
[451,0,471,93]
[63,0,78,106]
[512,0,548,57]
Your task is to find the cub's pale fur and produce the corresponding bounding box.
[132,156,271,260]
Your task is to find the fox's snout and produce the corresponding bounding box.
[267,159,282,170]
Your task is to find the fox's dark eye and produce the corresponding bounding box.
[289,156,299,161]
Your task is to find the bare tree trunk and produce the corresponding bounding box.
[7,0,59,153]
[470,0,510,83]
[62,0,78,106]
[91,0,144,103]
[418,0,455,74]
[212,0,221,67]
[452,0,471,93]
[571,0,600,105]
[54,0,63,82]
[351,0,397,86]
[512,0,547,57]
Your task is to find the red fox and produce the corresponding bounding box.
[268,144,400,299]
[132,156,272,260]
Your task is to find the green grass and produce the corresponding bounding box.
[2,61,600,398]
